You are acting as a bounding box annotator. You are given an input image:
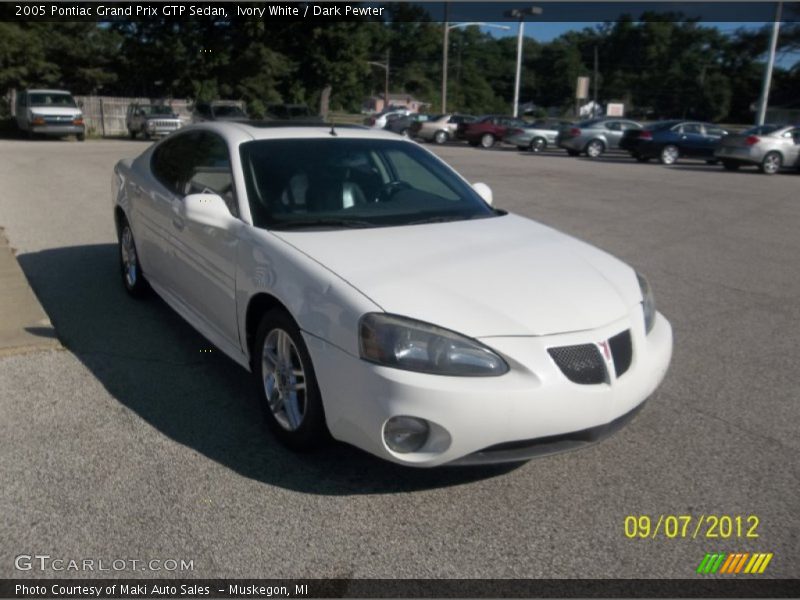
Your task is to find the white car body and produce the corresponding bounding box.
[113,122,672,467]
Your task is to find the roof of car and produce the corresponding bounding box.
[177,120,407,144]
[24,89,73,94]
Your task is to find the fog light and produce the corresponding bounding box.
[384,416,430,453]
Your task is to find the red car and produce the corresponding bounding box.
[460,115,528,148]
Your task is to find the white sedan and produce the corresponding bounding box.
[113,122,672,467]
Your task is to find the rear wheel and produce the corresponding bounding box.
[480,133,495,149]
[722,160,740,171]
[433,130,448,145]
[760,151,782,175]
[585,139,605,158]
[660,144,679,165]
[529,137,546,153]
[254,309,328,451]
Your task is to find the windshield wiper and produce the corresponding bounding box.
[270,218,375,230]
[406,214,477,225]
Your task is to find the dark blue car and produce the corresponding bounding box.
[620,120,728,165]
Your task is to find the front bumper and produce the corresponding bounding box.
[305,311,672,467]
[32,124,84,136]
[715,146,760,165]
[557,136,583,151]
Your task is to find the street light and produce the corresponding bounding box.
[441,22,510,114]
[504,6,543,118]
[368,50,390,111]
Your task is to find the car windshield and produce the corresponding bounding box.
[143,105,174,116]
[240,138,498,229]
[212,105,246,118]
[741,124,782,136]
[29,93,77,108]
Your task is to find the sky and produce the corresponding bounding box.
[477,21,799,68]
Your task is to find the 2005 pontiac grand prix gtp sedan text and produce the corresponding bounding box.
[112,122,672,467]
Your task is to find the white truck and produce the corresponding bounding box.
[15,89,85,141]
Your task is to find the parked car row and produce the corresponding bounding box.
[390,109,799,176]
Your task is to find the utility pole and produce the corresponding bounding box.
[442,4,449,113]
[384,49,390,109]
[504,7,543,118]
[756,2,782,125]
[593,45,599,117]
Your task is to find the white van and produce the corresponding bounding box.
[15,89,86,141]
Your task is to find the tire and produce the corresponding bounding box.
[433,130,448,145]
[118,217,149,298]
[659,144,679,165]
[760,151,782,175]
[129,129,136,140]
[529,137,546,153]
[480,133,495,149]
[585,139,605,158]
[400,128,409,137]
[254,309,328,451]
[722,160,740,171]
[566,149,580,157]
[77,133,85,142]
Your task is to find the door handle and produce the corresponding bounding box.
[172,217,185,231]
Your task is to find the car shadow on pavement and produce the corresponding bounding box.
[17,244,522,495]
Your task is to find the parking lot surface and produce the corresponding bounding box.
[0,139,798,579]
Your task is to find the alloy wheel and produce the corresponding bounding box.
[120,226,138,289]
[261,328,307,432]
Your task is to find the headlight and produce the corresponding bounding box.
[359,313,508,377]
[637,272,656,334]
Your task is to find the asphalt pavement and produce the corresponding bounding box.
[0,138,798,580]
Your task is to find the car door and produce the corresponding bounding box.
[604,121,624,147]
[170,131,241,348]
[137,131,199,293]
[702,124,727,157]
[677,123,706,157]
[780,127,800,166]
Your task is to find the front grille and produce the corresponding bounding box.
[43,116,75,124]
[609,330,633,377]
[548,344,607,385]
[150,120,179,129]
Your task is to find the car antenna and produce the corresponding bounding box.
[329,121,337,137]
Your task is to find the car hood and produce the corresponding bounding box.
[30,107,81,117]
[272,214,641,338]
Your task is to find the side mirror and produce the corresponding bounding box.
[472,182,493,206]
[183,193,232,226]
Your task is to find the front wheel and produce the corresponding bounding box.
[760,151,782,175]
[660,144,679,165]
[529,137,546,153]
[433,130,448,145]
[118,218,149,298]
[254,309,328,451]
[480,133,495,148]
[585,139,605,158]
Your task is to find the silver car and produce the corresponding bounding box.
[714,124,800,175]
[557,118,643,158]
[414,114,475,144]
[504,119,573,153]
